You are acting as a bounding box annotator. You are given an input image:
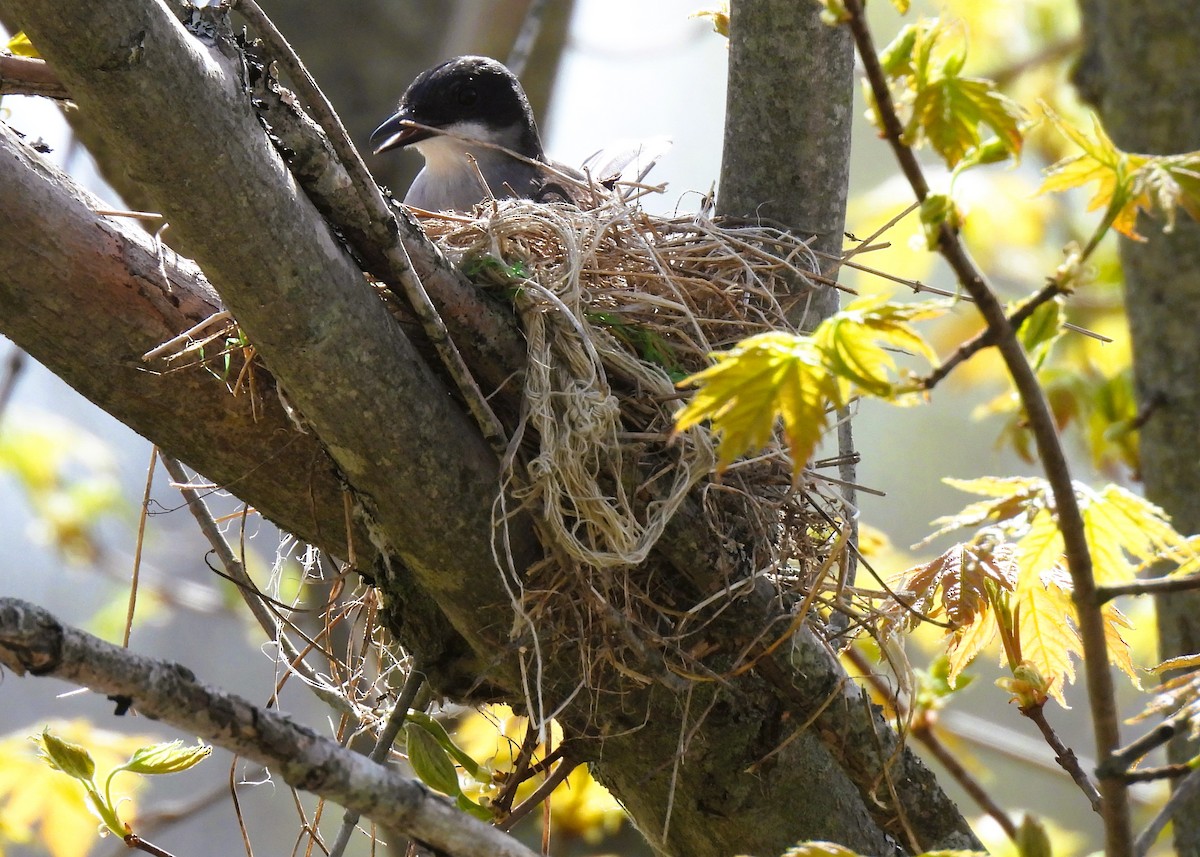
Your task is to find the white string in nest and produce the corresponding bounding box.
[426,192,823,578]
[424,192,825,727]
[481,200,716,570]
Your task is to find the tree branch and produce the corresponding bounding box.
[839,2,1131,852]
[0,597,538,857]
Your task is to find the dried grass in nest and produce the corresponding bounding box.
[418,193,853,697]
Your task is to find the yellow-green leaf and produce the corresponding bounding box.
[1015,573,1078,707]
[1103,604,1140,687]
[690,3,729,37]
[878,24,918,76]
[1015,814,1053,857]
[35,730,95,783]
[5,31,38,57]
[1148,653,1200,675]
[1015,296,1063,371]
[1081,484,1186,585]
[946,600,998,689]
[1015,508,1064,590]
[675,332,837,477]
[814,298,941,398]
[919,193,962,248]
[1040,109,1145,239]
[116,740,211,776]
[913,75,1024,168]
[405,711,484,779]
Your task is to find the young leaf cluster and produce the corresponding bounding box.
[887,477,1192,707]
[34,728,209,840]
[873,20,1024,171]
[1041,107,1200,245]
[674,298,942,478]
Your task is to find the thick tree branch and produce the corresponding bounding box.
[0,123,479,692]
[0,598,537,857]
[2,0,540,681]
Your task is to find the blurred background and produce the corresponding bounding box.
[0,1,1156,855]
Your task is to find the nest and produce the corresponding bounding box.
[417,192,854,709]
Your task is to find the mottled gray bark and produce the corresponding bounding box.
[1074,3,1200,854]
[0,1,977,854]
[718,0,854,328]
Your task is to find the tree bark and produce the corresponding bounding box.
[0,1,977,854]
[1074,2,1200,853]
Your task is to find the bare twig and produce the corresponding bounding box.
[1097,572,1200,603]
[1135,768,1200,857]
[497,753,579,832]
[159,455,351,715]
[1020,703,1103,811]
[0,597,540,857]
[1103,709,1191,778]
[839,2,1130,852]
[922,280,1064,390]
[0,54,70,99]
[506,0,552,78]
[122,834,177,857]
[328,658,426,857]
[124,446,159,647]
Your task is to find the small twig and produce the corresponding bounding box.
[841,1,1130,850]
[328,658,426,857]
[1135,767,1200,857]
[987,36,1082,88]
[497,754,579,832]
[1118,764,1193,783]
[922,280,1064,389]
[1103,712,1186,778]
[833,254,1108,343]
[1097,571,1200,603]
[159,456,349,713]
[506,0,552,78]
[124,446,159,647]
[0,54,71,99]
[142,311,233,361]
[122,834,177,857]
[492,723,543,816]
[1020,702,1103,812]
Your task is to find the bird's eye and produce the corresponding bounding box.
[456,85,478,107]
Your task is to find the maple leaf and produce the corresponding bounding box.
[913,74,1024,168]
[674,332,838,477]
[675,301,940,477]
[921,476,1046,544]
[872,19,1024,170]
[814,298,941,398]
[1079,484,1187,585]
[1015,566,1079,707]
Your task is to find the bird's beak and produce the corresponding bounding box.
[370,112,433,155]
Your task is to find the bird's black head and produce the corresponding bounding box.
[370,56,543,158]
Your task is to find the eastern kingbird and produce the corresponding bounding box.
[372,56,671,211]
[371,55,559,211]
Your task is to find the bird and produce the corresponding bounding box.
[371,55,671,212]
[370,55,561,212]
